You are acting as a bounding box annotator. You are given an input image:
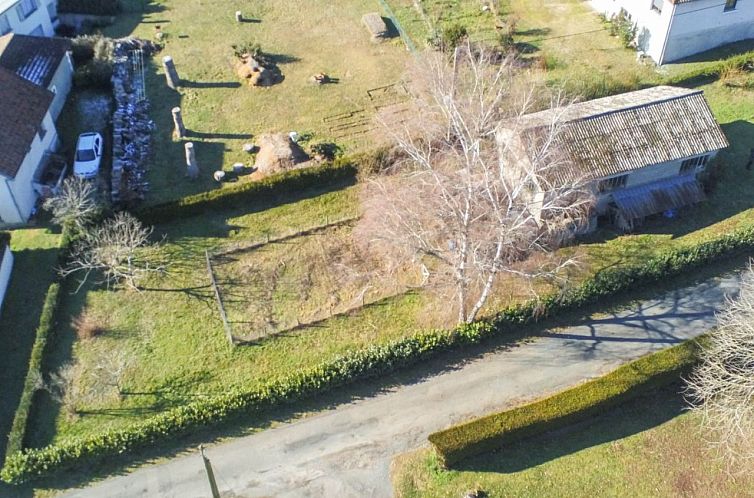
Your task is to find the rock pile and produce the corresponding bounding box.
[253,133,309,176]
[111,38,159,204]
[362,13,390,42]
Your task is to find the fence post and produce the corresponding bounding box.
[205,250,234,346]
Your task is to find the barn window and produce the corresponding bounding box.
[724,0,737,11]
[680,155,709,174]
[598,174,629,192]
[650,0,663,13]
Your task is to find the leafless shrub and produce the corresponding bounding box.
[686,264,754,468]
[71,310,109,340]
[357,42,593,324]
[43,177,101,233]
[46,363,82,420]
[61,212,167,292]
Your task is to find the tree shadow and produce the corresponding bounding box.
[514,42,540,55]
[515,27,551,37]
[668,39,754,65]
[186,131,254,140]
[179,80,242,89]
[452,383,687,473]
[103,0,167,39]
[266,53,301,65]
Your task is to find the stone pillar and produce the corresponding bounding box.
[162,56,180,89]
[172,107,186,138]
[185,142,199,179]
[235,10,243,22]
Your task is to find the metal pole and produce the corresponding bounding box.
[199,445,221,498]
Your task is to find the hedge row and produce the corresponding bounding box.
[428,338,701,467]
[2,224,753,484]
[58,0,120,15]
[135,159,358,225]
[3,284,62,460]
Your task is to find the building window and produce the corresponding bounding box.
[0,15,10,35]
[16,0,38,21]
[47,0,57,21]
[598,174,629,193]
[680,155,709,174]
[650,0,663,13]
[724,0,737,11]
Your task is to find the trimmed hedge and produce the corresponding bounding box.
[2,224,753,484]
[136,159,358,225]
[664,51,754,87]
[428,338,701,467]
[3,283,62,459]
[58,0,120,15]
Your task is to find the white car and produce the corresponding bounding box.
[73,132,103,180]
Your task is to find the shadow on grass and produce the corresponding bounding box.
[452,383,687,474]
[669,39,754,65]
[179,80,242,89]
[104,0,167,39]
[14,252,750,494]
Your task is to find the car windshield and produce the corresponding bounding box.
[76,149,96,162]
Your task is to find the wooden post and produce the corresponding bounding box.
[185,142,199,179]
[205,250,235,345]
[162,55,180,89]
[235,10,243,22]
[172,107,186,138]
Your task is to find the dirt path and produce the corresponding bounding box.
[61,273,740,498]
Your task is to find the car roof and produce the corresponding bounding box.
[76,133,99,149]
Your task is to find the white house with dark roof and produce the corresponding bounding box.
[0,33,72,118]
[499,86,729,231]
[589,0,754,64]
[0,233,12,314]
[0,33,71,224]
[0,0,58,37]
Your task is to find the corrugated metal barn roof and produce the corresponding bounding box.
[512,86,729,183]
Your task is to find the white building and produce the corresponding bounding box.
[0,234,12,315]
[499,86,729,232]
[0,0,58,37]
[589,0,754,64]
[0,35,72,225]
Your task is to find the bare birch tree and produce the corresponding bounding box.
[43,177,101,233]
[686,264,754,466]
[62,212,166,291]
[358,43,593,324]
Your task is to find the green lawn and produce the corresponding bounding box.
[392,385,754,498]
[103,0,412,204]
[0,228,60,463]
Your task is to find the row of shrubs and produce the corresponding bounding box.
[3,283,62,459]
[136,158,359,225]
[428,338,701,467]
[3,224,754,484]
[58,0,120,16]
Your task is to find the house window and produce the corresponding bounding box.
[16,0,38,21]
[598,174,629,193]
[650,0,663,13]
[680,155,709,174]
[724,0,737,11]
[46,0,57,21]
[0,15,10,35]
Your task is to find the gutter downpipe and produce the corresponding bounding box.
[658,1,678,65]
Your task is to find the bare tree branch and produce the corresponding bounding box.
[43,177,102,233]
[358,43,593,324]
[686,263,754,468]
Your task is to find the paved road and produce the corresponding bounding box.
[63,273,741,498]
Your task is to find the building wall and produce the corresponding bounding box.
[47,51,73,120]
[588,0,754,63]
[0,111,57,224]
[588,0,674,62]
[0,244,13,315]
[0,0,57,36]
[665,0,754,62]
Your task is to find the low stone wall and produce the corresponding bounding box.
[110,39,159,204]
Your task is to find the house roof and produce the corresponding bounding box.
[512,86,729,183]
[0,67,54,179]
[0,33,71,88]
[0,0,18,15]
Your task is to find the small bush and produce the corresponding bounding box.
[73,60,113,89]
[428,339,701,467]
[71,312,108,340]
